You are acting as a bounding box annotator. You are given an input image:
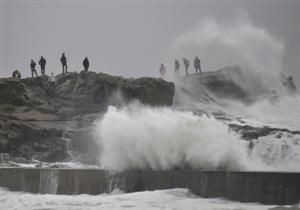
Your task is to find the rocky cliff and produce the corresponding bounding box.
[0,71,174,163]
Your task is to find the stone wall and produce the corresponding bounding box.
[0,168,299,205]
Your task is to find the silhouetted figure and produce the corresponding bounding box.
[39,56,47,77]
[49,72,56,88]
[287,76,297,92]
[12,70,21,78]
[83,57,89,71]
[183,58,189,75]
[281,73,297,94]
[194,56,201,73]
[30,60,38,78]
[175,59,180,76]
[159,63,166,78]
[60,53,68,74]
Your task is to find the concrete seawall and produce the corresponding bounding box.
[0,168,299,205]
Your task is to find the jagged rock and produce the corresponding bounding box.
[0,80,30,106]
[0,71,175,162]
[55,71,174,106]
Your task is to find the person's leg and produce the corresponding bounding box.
[65,64,68,73]
[31,70,34,78]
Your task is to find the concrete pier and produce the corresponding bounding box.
[0,168,299,205]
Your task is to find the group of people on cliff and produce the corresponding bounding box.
[12,53,90,80]
[159,56,202,78]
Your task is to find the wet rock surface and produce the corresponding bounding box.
[0,72,174,163]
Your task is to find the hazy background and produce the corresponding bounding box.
[0,0,299,84]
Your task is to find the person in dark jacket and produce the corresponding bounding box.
[12,70,21,78]
[194,56,201,73]
[60,53,68,74]
[183,58,189,75]
[83,57,89,71]
[174,59,180,76]
[30,59,38,78]
[39,56,47,76]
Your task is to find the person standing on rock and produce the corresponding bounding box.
[175,59,180,76]
[159,63,166,78]
[194,56,201,73]
[30,59,38,78]
[83,57,89,71]
[49,72,56,88]
[39,56,47,77]
[60,53,68,74]
[183,58,189,75]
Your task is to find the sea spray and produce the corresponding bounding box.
[94,103,250,171]
[165,16,284,83]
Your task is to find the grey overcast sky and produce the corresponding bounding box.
[0,0,299,84]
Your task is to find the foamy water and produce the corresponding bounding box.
[223,95,300,131]
[93,103,300,172]
[94,104,250,171]
[0,187,278,210]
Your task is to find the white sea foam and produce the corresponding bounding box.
[0,187,278,210]
[250,133,300,171]
[94,103,251,171]
[93,101,300,172]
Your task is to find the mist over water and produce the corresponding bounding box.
[167,16,284,78]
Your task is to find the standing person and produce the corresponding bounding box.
[83,57,89,71]
[194,56,201,73]
[174,59,180,76]
[183,58,189,75]
[60,53,68,74]
[159,63,166,78]
[39,56,47,76]
[30,59,38,78]
[49,72,56,88]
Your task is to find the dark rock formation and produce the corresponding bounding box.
[0,72,174,163]
[229,124,300,141]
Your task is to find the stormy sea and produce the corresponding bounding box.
[0,8,299,210]
[1,65,299,210]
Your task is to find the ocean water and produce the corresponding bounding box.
[0,187,280,210]
[93,102,300,172]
